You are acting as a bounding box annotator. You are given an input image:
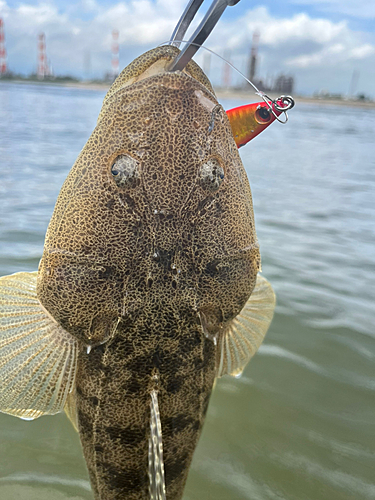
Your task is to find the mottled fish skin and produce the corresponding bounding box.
[36,45,260,499]
[76,313,216,500]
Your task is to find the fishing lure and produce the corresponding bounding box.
[226,99,291,148]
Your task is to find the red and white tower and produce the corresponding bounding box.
[111,29,119,78]
[37,33,50,79]
[0,18,7,75]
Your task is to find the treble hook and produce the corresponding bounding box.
[257,93,295,124]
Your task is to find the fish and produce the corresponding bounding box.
[226,100,287,148]
[0,44,276,500]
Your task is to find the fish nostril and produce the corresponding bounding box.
[147,278,153,288]
[200,158,225,192]
[171,280,177,290]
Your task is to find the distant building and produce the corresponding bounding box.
[247,31,295,95]
[274,74,295,95]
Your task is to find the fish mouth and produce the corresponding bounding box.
[103,45,215,103]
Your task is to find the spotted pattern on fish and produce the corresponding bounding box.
[76,316,216,499]
[35,46,260,499]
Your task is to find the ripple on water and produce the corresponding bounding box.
[0,86,374,500]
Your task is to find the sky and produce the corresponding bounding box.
[0,0,374,97]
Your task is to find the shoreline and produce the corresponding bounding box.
[215,89,375,109]
[1,78,374,109]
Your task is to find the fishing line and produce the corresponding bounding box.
[160,40,295,124]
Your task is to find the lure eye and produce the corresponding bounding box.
[111,155,139,187]
[255,106,272,124]
[200,158,225,192]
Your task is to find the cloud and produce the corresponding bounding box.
[287,44,346,68]
[80,0,99,12]
[287,42,375,68]
[1,1,375,96]
[199,6,375,94]
[290,0,375,20]
[206,7,373,61]
[245,9,347,46]
[349,44,375,59]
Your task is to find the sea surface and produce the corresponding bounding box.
[0,81,374,500]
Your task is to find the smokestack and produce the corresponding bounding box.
[84,50,92,80]
[349,69,360,97]
[112,29,119,79]
[222,50,231,88]
[0,18,7,75]
[203,52,211,78]
[248,31,260,82]
[37,33,50,79]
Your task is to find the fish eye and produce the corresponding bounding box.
[200,158,225,192]
[110,155,139,187]
[255,106,271,124]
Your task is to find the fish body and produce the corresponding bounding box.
[0,45,275,500]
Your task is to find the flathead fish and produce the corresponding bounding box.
[0,45,275,499]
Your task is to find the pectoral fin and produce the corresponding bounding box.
[217,274,275,377]
[64,389,79,432]
[0,272,78,420]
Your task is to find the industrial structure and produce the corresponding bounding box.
[0,18,7,75]
[248,31,259,83]
[37,33,52,79]
[203,52,211,78]
[0,22,297,94]
[247,31,294,95]
[222,49,231,88]
[112,29,119,78]
[274,74,294,94]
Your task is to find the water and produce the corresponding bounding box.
[0,82,374,500]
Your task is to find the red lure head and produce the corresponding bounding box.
[226,99,286,148]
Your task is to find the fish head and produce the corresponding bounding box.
[37,45,260,345]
